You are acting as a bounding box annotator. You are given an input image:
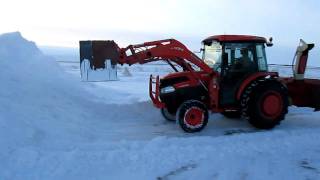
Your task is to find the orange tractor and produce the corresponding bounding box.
[80,35,320,133]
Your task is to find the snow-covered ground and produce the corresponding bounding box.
[1,32,320,180]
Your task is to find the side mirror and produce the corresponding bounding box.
[266,37,273,47]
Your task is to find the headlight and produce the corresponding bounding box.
[160,86,175,94]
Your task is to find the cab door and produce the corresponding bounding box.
[219,43,258,106]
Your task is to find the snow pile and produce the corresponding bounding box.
[0,32,112,149]
[0,32,41,60]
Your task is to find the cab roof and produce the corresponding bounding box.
[202,35,267,44]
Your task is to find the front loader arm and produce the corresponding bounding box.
[118,39,213,74]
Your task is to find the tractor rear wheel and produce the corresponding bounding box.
[161,108,176,121]
[176,100,208,133]
[221,111,241,119]
[241,79,288,129]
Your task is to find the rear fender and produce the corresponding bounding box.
[236,72,279,100]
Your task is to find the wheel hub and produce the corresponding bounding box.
[261,91,283,118]
[184,107,204,128]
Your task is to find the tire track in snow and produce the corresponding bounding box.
[157,163,197,180]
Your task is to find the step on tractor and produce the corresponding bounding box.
[80,35,320,133]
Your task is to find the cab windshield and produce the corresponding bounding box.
[202,41,222,71]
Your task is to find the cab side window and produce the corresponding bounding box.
[223,43,257,73]
[256,44,268,71]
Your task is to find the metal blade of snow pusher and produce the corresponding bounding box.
[79,40,119,81]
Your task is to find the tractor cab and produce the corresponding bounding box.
[202,35,273,106]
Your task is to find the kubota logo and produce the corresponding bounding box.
[171,47,184,51]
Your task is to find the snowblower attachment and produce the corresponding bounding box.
[79,41,119,81]
[280,39,320,111]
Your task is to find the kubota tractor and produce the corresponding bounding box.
[80,35,320,133]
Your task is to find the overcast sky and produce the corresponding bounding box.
[0,0,319,65]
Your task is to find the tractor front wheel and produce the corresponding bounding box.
[176,100,208,133]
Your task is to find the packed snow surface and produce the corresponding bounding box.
[1,32,320,180]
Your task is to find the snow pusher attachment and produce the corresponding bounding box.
[79,41,119,81]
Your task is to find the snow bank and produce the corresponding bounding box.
[0,32,114,148]
[0,32,41,60]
